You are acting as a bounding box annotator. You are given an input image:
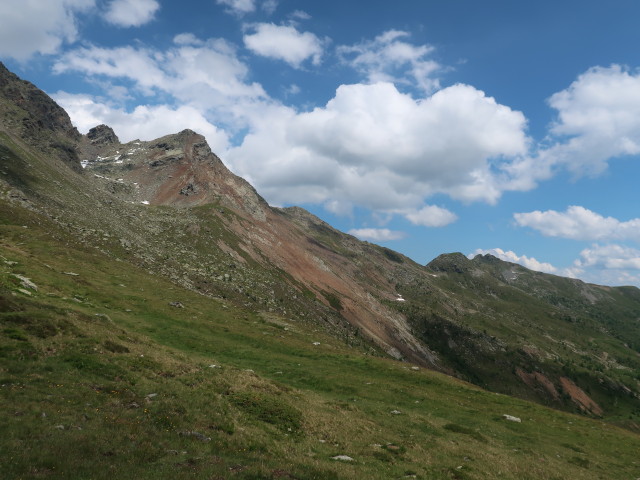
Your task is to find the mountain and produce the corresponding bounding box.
[2,63,640,478]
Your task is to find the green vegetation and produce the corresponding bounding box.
[2,196,640,480]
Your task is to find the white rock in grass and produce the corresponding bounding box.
[13,274,37,291]
[503,414,521,422]
[331,455,354,462]
[390,410,402,415]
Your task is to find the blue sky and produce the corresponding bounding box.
[2,0,640,286]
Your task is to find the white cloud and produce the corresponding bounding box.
[404,205,457,227]
[290,10,311,21]
[227,80,529,210]
[470,248,558,274]
[53,91,229,151]
[514,206,640,242]
[243,23,324,67]
[104,0,159,27]
[53,38,267,126]
[348,228,406,242]
[173,33,204,46]
[0,0,94,60]
[504,65,640,189]
[338,30,441,93]
[216,0,255,15]
[575,244,640,270]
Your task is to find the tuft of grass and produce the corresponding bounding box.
[229,391,303,434]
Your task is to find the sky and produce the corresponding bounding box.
[2,0,640,287]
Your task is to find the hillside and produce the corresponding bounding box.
[1,63,640,478]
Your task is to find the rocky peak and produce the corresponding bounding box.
[86,124,119,146]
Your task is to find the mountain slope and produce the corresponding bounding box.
[2,178,640,479]
[1,62,640,433]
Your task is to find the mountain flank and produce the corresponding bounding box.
[1,61,640,441]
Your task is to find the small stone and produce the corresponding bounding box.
[208,364,221,369]
[12,274,37,291]
[146,393,158,399]
[503,414,521,423]
[390,410,402,415]
[54,425,65,430]
[312,342,321,346]
[411,366,420,371]
[331,455,354,462]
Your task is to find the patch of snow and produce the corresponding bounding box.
[80,160,89,168]
[140,201,150,205]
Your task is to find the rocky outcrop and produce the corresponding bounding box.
[87,124,119,146]
[0,62,82,172]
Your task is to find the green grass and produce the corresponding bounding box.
[1,203,640,479]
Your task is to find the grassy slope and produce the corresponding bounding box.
[2,198,640,480]
[391,254,640,427]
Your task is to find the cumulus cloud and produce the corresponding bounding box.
[505,65,640,188]
[243,23,324,67]
[0,0,94,60]
[572,244,640,285]
[404,205,458,227]
[53,91,229,151]
[338,30,441,93]
[348,228,406,242]
[575,244,640,270]
[514,206,640,242]
[103,0,159,27]
[227,80,529,210]
[470,248,558,274]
